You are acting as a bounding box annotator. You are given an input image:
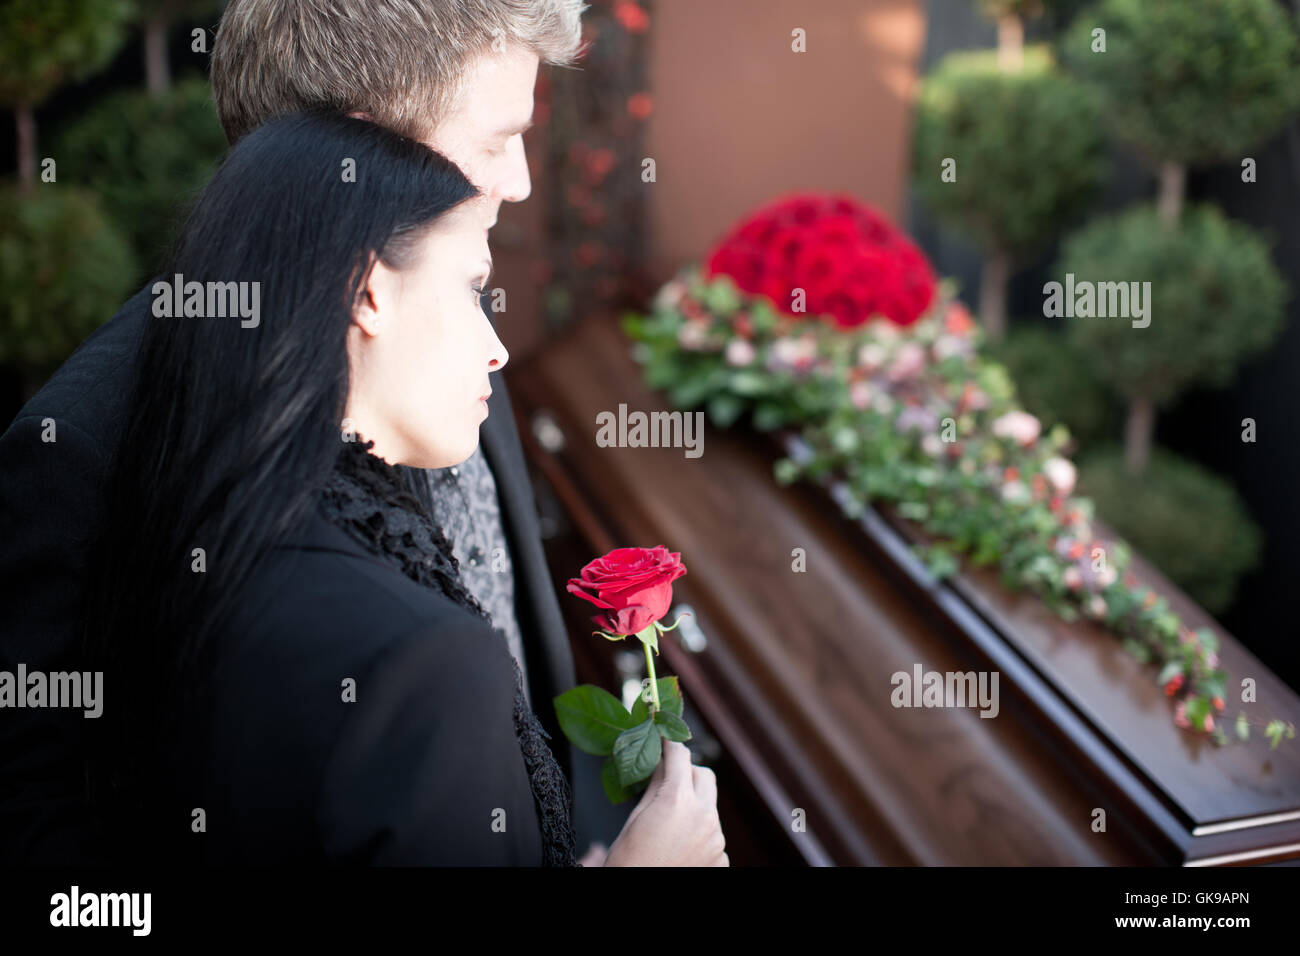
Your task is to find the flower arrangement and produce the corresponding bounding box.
[621,192,1294,749]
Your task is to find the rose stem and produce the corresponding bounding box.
[644,638,661,715]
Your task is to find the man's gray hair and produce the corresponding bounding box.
[212,0,588,145]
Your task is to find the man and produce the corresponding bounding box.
[0,0,613,865]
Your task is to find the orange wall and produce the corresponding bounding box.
[644,0,927,278]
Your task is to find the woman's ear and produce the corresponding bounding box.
[351,255,396,338]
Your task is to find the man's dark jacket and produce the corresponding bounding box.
[0,281,580,864]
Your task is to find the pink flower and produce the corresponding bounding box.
[1063,567,1083,591]
[725,338,756,367]
[850,380,873,410]
[1087,595,1107,619]
[887,342,926,381]
[932,335,972,361]
[992,410,1041,447]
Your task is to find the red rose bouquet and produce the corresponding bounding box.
[703,192,938,329]
[553,546,694,803]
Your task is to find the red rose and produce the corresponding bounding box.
[566,546,688,636]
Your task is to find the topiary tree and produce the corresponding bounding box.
[0,0,133,189]
[1062,0,1300,226]
[54,77,228,277]
[912,44,1107,339]
[1058,203,1286,475]
[1079,446,1262,615]
[135,0,225,95]
[978,0,1072,70]
[0,185,138,391]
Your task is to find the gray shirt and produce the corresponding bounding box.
[421,446,531,708]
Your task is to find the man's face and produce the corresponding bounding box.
[425,44,539,229]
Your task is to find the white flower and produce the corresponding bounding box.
[868,318,901,345]
[921,433,944,458]
[677,322,710,350]
[725,338,756,367]
[1087,595,1107,619]
[654,278,685,312]
[768,335,818,371]
[857,343,887,371]
[1001,480,1029,503]
[1042,456,1077,496]
[872,392,895,415]
[1094,562,1117,589]
[932,335,972,361]
[991,410,1041,447]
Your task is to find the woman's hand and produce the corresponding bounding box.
[603,740,729,867]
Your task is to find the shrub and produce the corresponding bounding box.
[0,184,137,374]
[53,77,227,277]
[1078,445,1261,614]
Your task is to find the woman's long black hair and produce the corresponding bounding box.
[77,111,482,860]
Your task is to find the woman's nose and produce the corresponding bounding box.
[484,314,508,371]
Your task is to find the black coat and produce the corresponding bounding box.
[0,280,580,864]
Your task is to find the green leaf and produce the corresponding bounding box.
[1235,712,1250,741]
[1184,695,1211,731]
[553,685,638,756]
[613,717,662,787]
[621,313,646,339]
[753,402,786,431]
[1265,720,1296,750]
[630,675,684,723]
[773,458,800,485]
[707,393,744,428]
[728,370,770,396]
[653,710,692,742]
[1155,660,1184,687]
[601,757,634,804]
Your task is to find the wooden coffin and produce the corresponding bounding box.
[508,313,1300,866]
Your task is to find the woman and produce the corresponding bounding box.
[76,112,726,867]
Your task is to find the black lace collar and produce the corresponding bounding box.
[316,438,579,867]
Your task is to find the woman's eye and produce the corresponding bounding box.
[472,285,486,302]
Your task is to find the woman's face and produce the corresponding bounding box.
[344,198,508,469]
